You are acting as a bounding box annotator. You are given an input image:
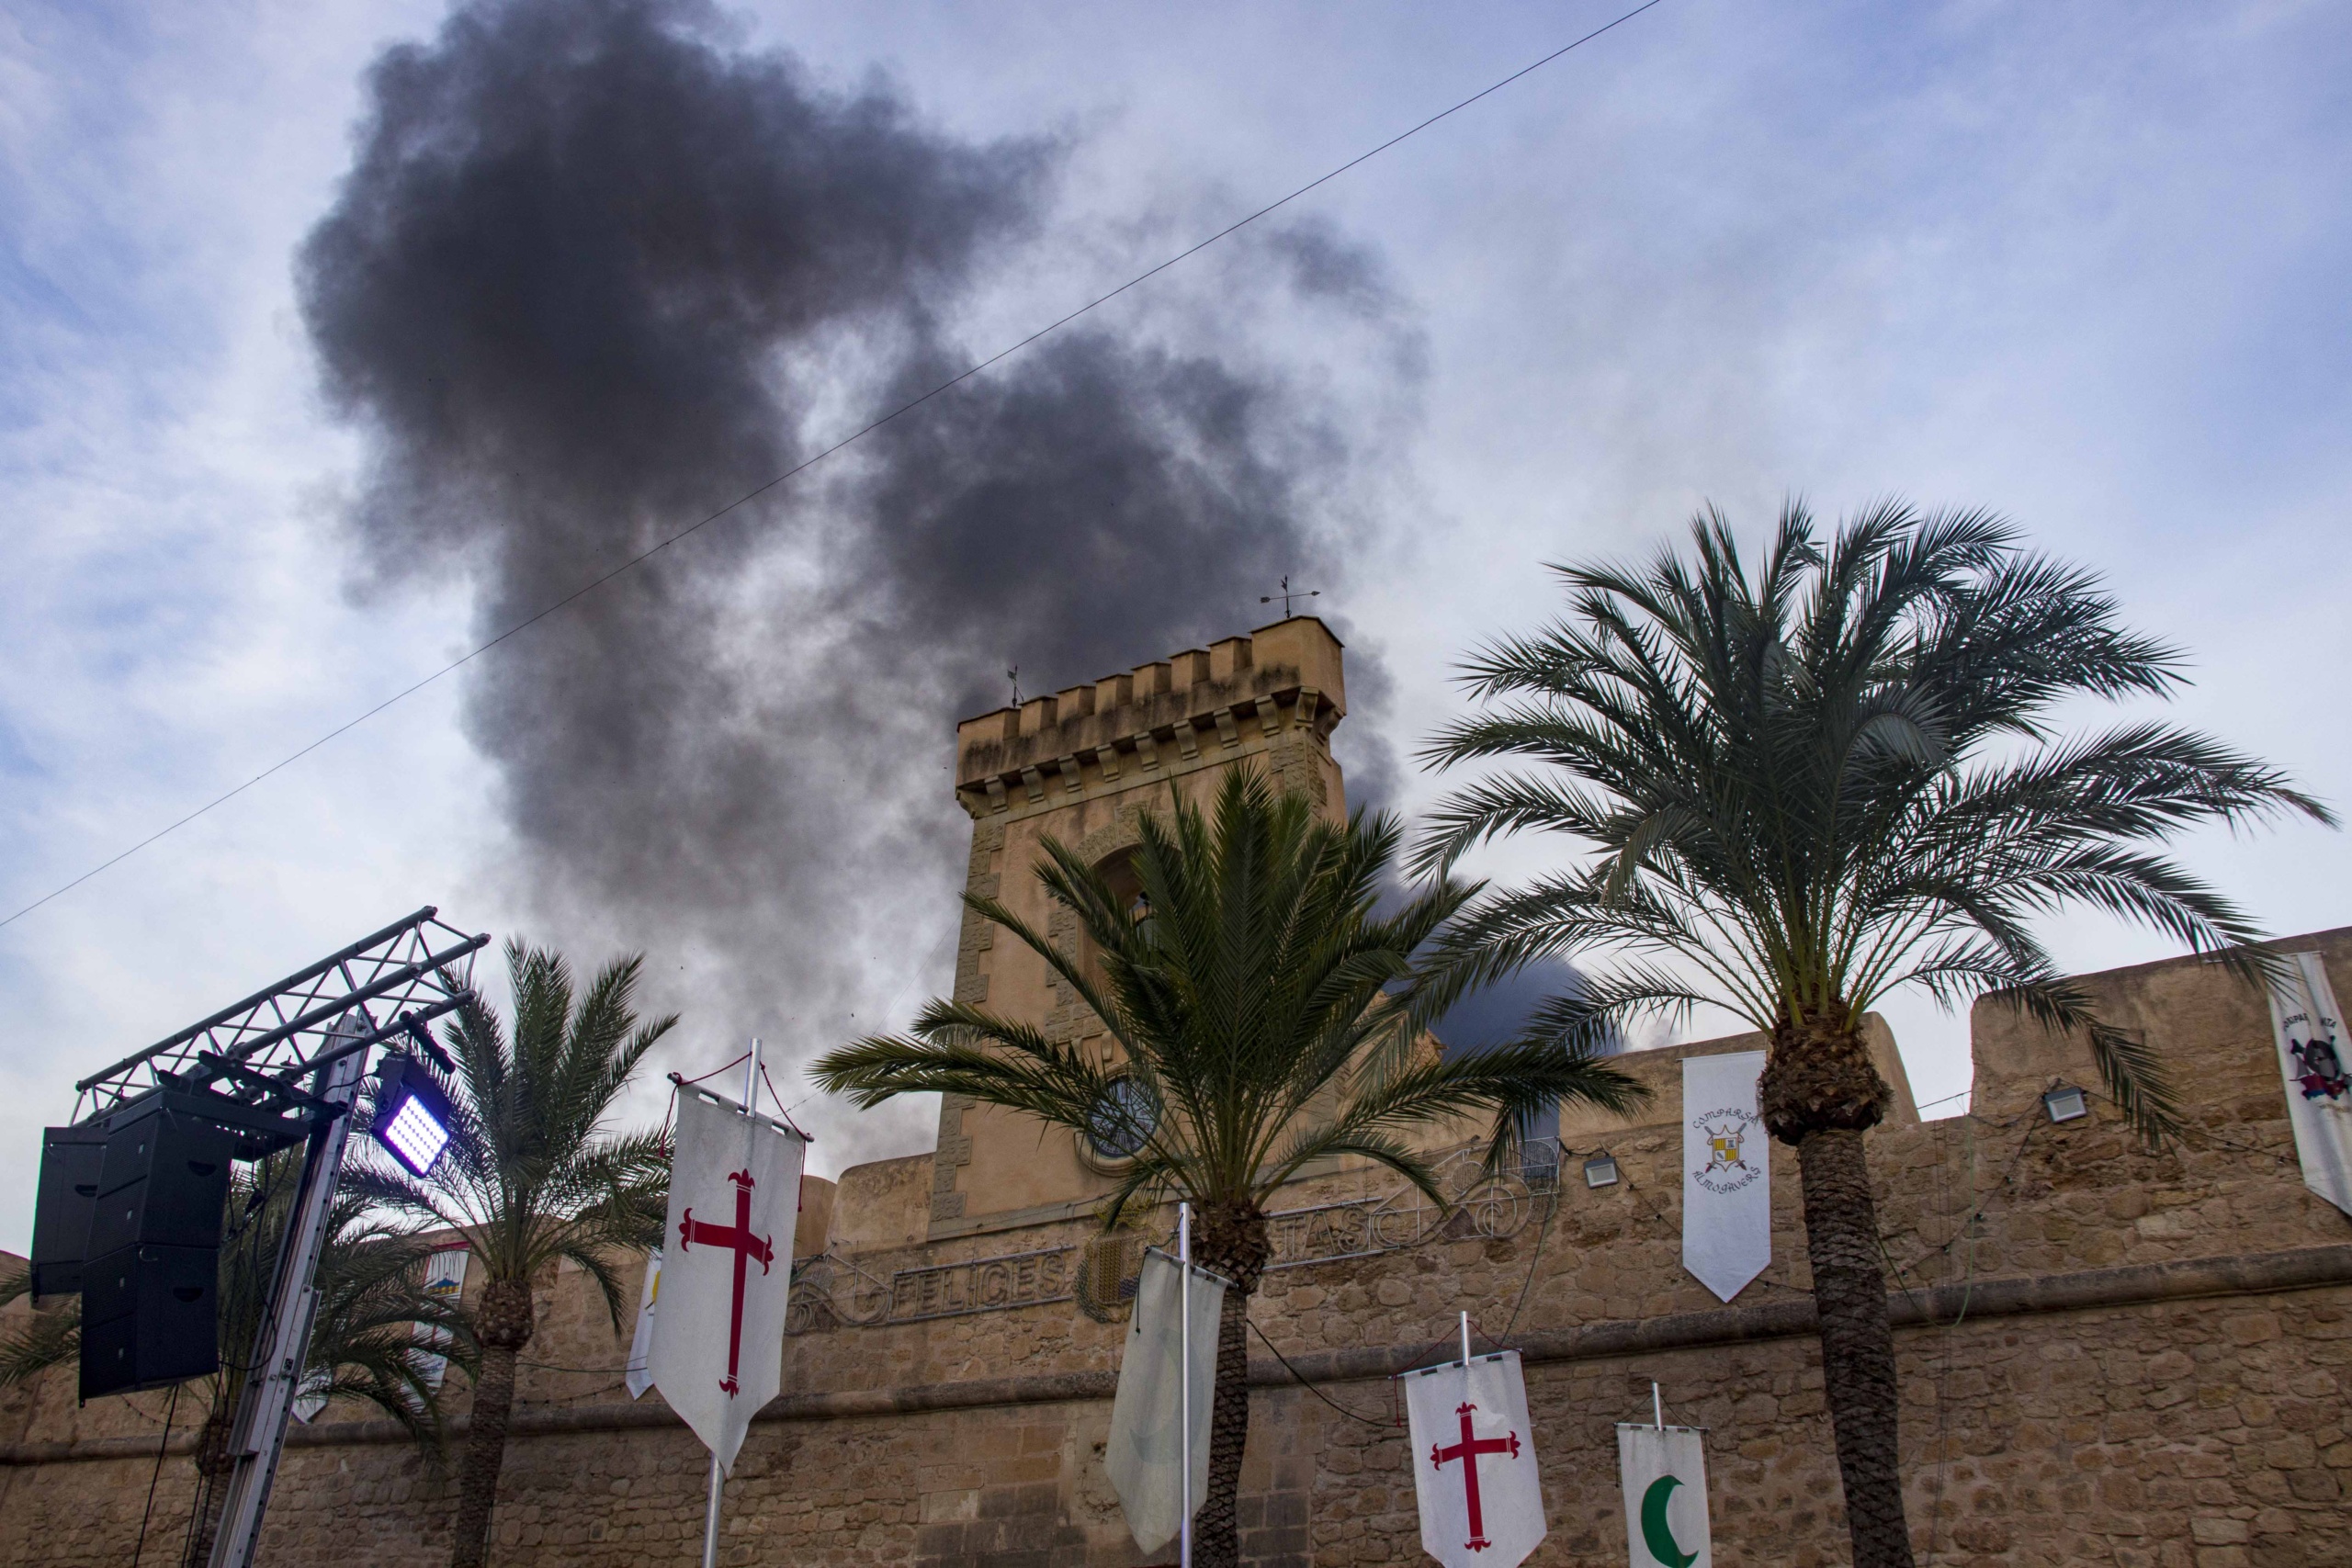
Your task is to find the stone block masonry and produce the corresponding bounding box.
[6,940,2349,1562]
[13,614,2346,1564]
[931,615,1351,1238]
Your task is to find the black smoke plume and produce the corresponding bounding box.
[300,0,1413,1162]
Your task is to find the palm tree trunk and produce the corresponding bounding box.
[1763,1013,1911,1568]
[1195,1284,1251,1568]
[449,1340,516,1568]
[1795,1127,1915,1568]
[1192,1203,1271,1568]
[181,1404,233,1568]
[449,1279,532,1568]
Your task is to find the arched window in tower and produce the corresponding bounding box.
[1074,846,1161,1172]
[1084,848,1148,985]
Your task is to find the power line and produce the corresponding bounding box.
[1250,1317,1392,1429]
[129,1381,180,1568]
[0,0,1667,934]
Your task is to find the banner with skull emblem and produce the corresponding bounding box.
[2268,951,2352,1216]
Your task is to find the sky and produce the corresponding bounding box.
[2,0,2346,1252]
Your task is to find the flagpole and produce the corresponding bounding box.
[700,1455,724,1568]
[698,1037,763,1568]
[1179,1200,1193,1568]
[1460,1310,1472,1368]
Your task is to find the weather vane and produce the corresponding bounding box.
[1260,576,1322,617]
[1007,665,1022,707]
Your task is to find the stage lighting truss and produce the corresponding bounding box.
[73,907,489,1145]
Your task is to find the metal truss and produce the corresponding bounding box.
[72,906,490,1131]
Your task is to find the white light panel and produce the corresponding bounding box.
[384,1095,451,1174]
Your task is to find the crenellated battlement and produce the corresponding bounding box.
[952,615,1348,819]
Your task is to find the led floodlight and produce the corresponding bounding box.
[2041,1084,2089,1125]
[372,1055,457,1177]
[1583,1152,1621,1189]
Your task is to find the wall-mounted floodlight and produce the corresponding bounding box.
[1583,1153,1620,1189]
[372,1055,458,1177]
[2041,1085,2089,1125]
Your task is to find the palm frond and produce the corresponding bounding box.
[0,1258,80,1387]
[1415,498,2328,1134]
[809,765,1636,1245]
[345,939,674,1337]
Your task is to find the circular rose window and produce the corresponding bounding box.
[1083,1074,1159,1164]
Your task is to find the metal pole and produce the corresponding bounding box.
[700,1453,724,1568]
[699,1039,761,1568]
[208,1016,369,1568]
[1460,1310,1472,1368]
[1654,1381,1664,1430]
[1179,1200,1193,1568]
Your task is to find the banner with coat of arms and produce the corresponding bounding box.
[1682,1050,1770,1302]
[2268,950,2352,1216]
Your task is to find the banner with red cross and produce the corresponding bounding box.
[1402,1348,1547,1568]
[650,1086,806,1472]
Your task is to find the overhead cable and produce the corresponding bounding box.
[0,0,1668,932]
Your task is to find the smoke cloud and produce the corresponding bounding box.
[300,0,1415,1160]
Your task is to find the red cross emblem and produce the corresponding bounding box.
[1430,1400,1521,1551]
[678,1168,775,1397]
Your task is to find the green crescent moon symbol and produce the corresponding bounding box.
[1641,1474,1697,1568]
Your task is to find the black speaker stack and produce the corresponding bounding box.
[30,1095,266,1400]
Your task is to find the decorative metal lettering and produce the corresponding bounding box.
[1263,1141,1555,1272]
[784,1250,893,1334]
[785,1140,1560,1332]
[892,1245,1075,1322]
[786,1245,1074,1333]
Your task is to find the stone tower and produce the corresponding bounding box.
[927,615,1350,1238]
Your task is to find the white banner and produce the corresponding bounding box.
[301,1244,469,1421]
[290,1369,330,1425]
[414,1245,469,1392]
[1403,1349,1546,1568]
[1682,1050,1770,1302]
[2269,951,2352,1216]
[650,1089,806,1472]
[1617,1423,1712,1568]
[1105,1249,1225,1555]
[625,1247,661,1400]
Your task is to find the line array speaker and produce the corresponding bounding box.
[28,1125,107,1297]
[85,1109,235,1256]
[78,1244,219,1400]
[75,1105,237,1399]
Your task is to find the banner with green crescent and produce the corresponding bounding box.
[1616,1422,1710,1568]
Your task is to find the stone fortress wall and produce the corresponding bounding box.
[6,929,2349,1567]
[5,616,2347,1565]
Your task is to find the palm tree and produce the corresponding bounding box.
[811,767,1645,1568]
[0,1262,79,1386]
[1413,502,2329,1568]
[1,1151,472,1564]
[346,942,673,1568]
